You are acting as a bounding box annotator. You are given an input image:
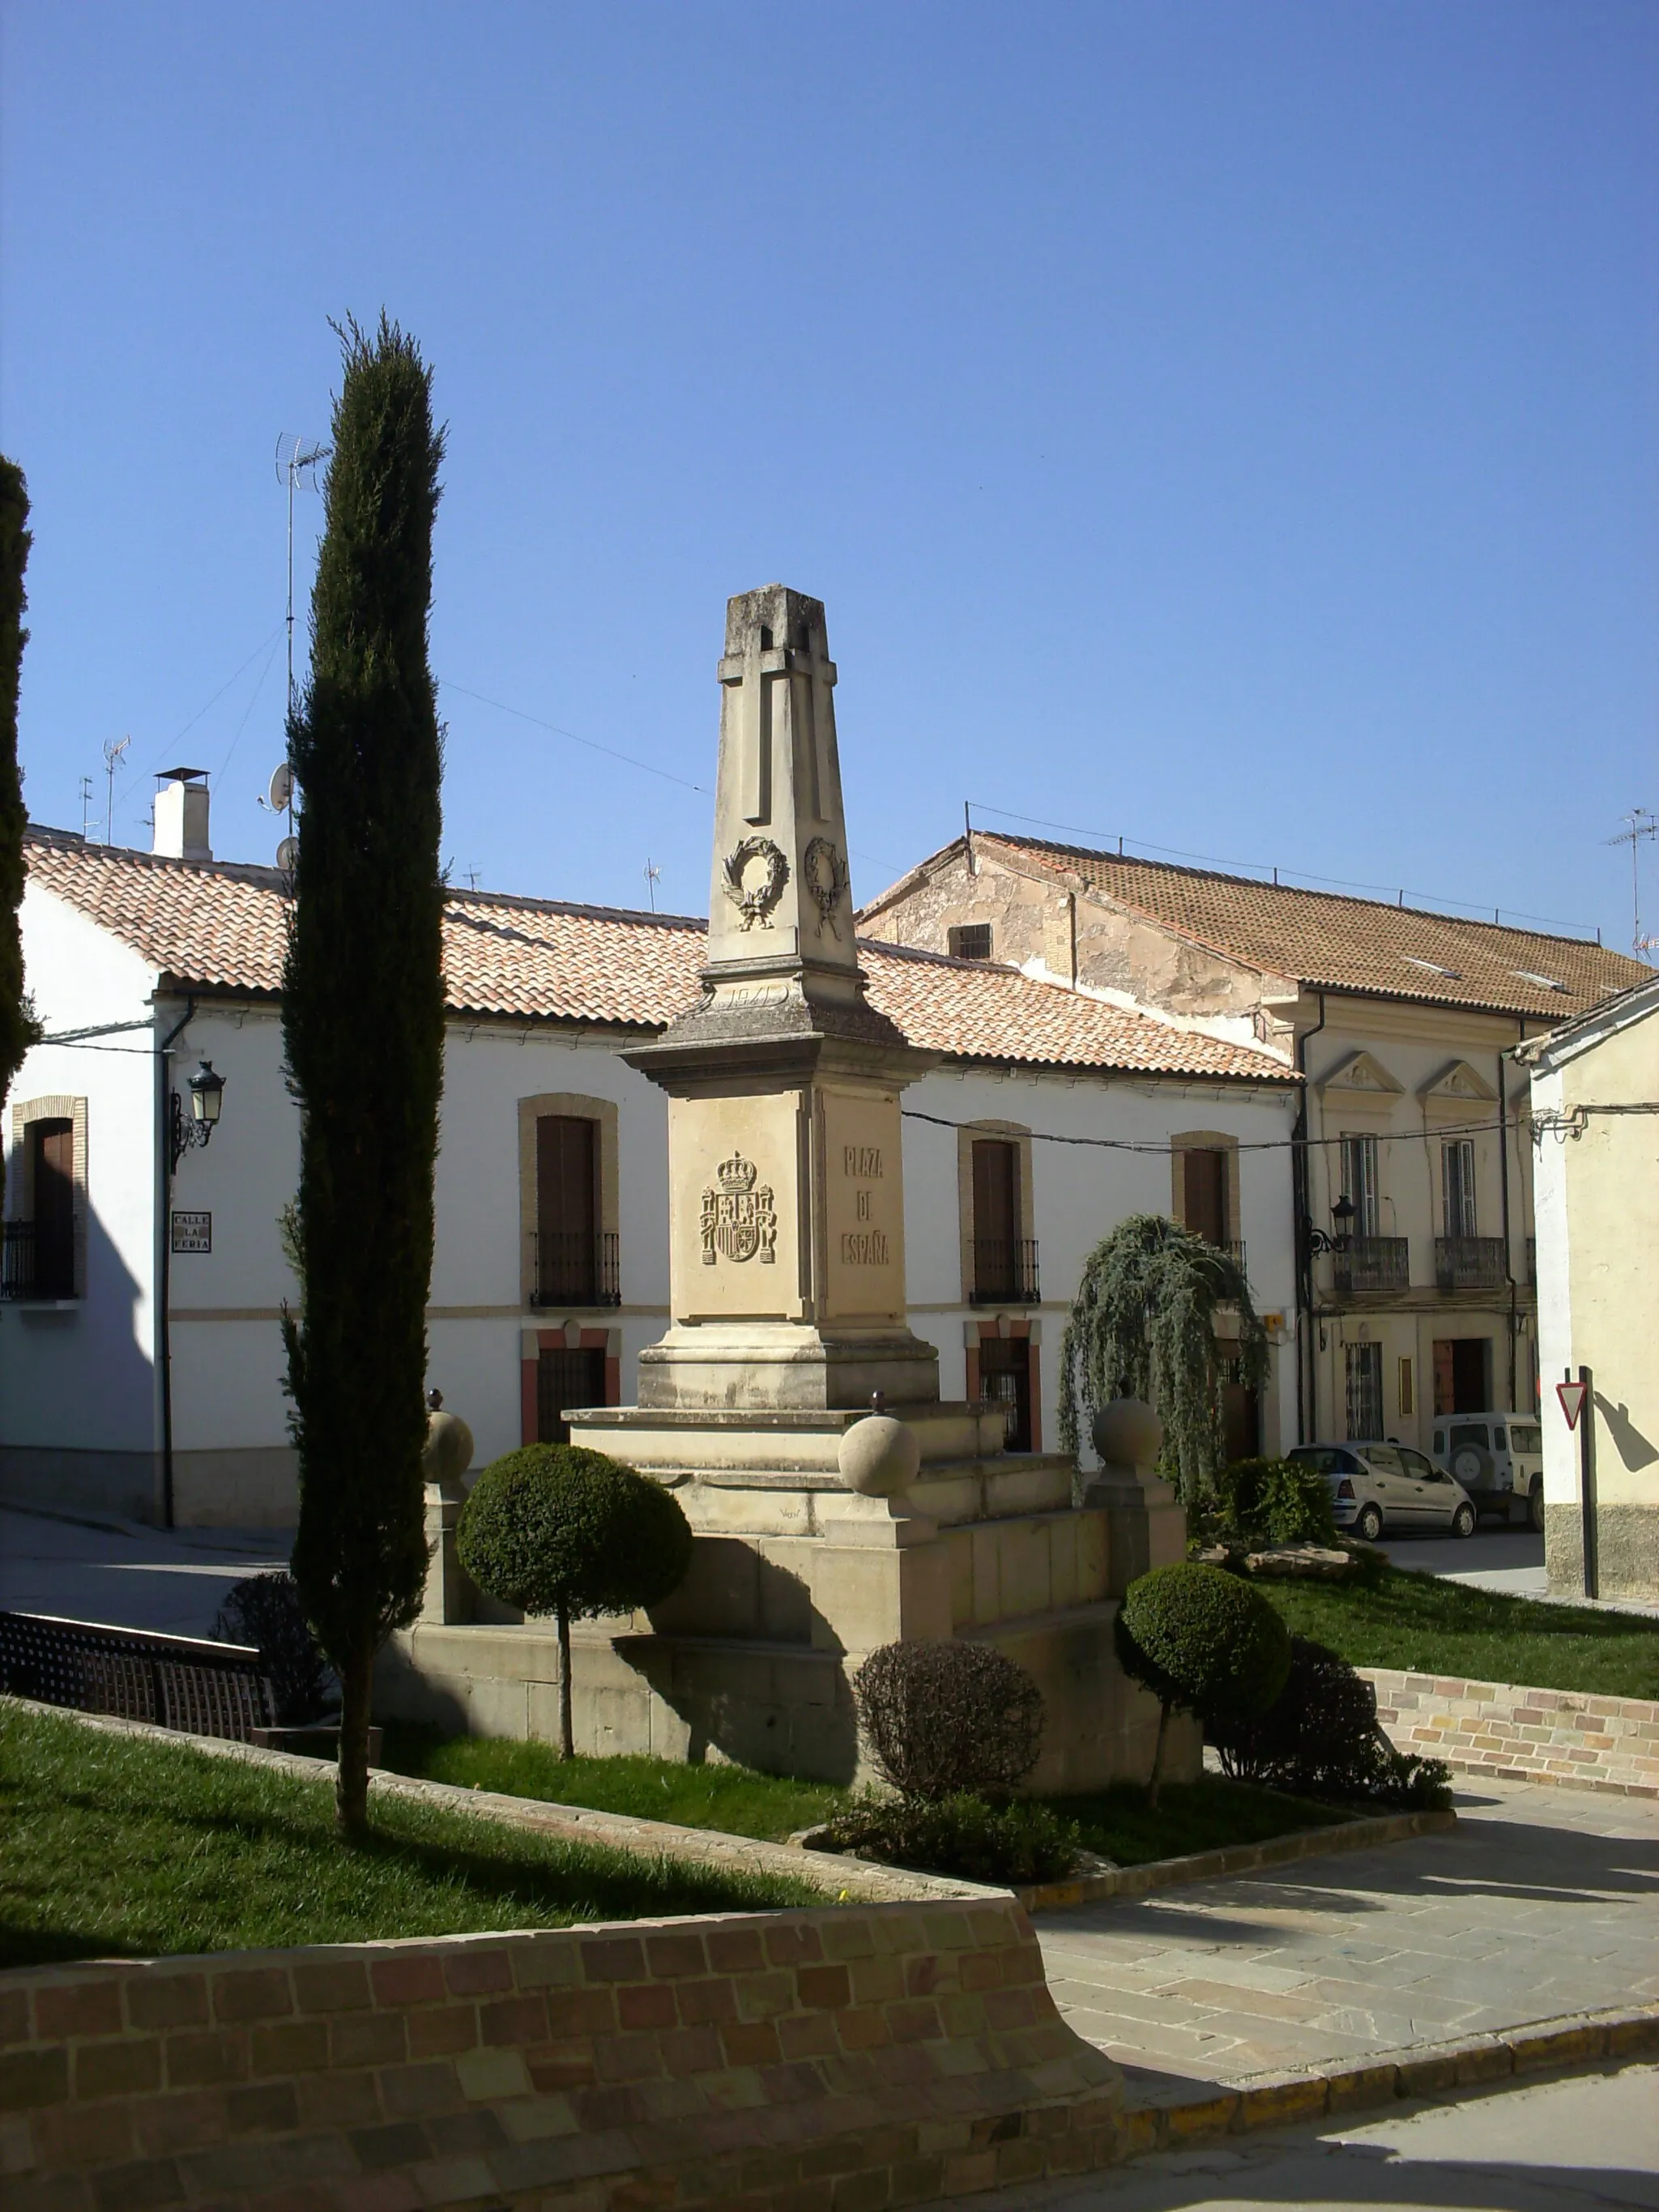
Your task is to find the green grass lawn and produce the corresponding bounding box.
[1046,1775,1346,1866]
[379,1724,857,1840]
[380,1724,1344,1869]
[1256,1562,1659,1701]
[0,1707,825,1971]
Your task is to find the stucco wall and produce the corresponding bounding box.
[1533,1005,1659,1598]
[0,885,163,1519]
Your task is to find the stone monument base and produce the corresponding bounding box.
[377,1400,1195,1792]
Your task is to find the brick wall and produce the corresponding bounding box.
[0,1898,1123,2212]
[1367,1669,1659,1798]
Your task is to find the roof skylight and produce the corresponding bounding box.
[1403,956,1463,980]
[1512,970,1567,991]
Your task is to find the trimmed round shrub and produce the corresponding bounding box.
[853,1640,1044,1805]
[1210,1636,1452,1809]
[457,1445,693,1622]
[212,1571,332,1725]
[1216,1457,1337,1548]
[813,1794,1079,1886]
[1115,1562,1291,1726]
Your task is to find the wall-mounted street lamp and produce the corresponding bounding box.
[169,1060,226,1175]
[1306,1194,1356,1259]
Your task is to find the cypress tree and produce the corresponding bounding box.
[281,318,446,1837]
[0,458,40,1197]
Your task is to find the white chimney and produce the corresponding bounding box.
[153,768,211,862]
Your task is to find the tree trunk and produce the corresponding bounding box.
[1147,1697,1171,1810]
[557,1600,574,1760]
[335,1642,373,1838]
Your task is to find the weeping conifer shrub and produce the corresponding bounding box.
[0,458,41,1200]
[281,316,446,1839]
[1059,1213,1267,1507]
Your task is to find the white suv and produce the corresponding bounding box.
[1430,1414,1544,1531]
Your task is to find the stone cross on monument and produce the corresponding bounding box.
[706,587,858,988]
[625,585,940,1410]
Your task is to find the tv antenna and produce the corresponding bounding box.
[101,735,130,844]
[79,776,94,841]
[1606,808,1659,956]
[642,858,661,913]
[275,434,331,718]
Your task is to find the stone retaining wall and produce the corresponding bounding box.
[0,1899,1123,2212]
[1366,1668,1659,1797]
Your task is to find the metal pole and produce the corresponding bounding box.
[1576,1362,1598,1600]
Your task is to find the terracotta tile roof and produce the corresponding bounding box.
[25,827,1292,1085]
[944,833,1651,1019]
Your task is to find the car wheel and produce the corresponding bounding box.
[1529,1482,1545,1534]
[1452,1502,1476,1539]
[1355,1502,1383,1543]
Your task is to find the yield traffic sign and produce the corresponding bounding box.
[1557,1379,1589,1430]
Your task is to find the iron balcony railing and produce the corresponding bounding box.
[1334,1235,1410,1294]
[969,1238,1040,1306]
[528,1230,621,1309]
[2,1221,75,1302]
[1435,1235,1508,1292]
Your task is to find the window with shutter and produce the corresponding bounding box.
[535,1115,598,1305]
[1442,1139,1478,1238]
[1183,1149,1228,1248]
[970,1139,1021,1301]
[1340,1135,1380,1238]
[31,1119,75,1298]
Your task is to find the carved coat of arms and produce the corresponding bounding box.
[700,1151,777,1265]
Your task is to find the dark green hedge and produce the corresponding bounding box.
[457,1446,693,1621]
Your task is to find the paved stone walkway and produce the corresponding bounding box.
[0,1505,288,1634]
[1039,1775,1659,2107]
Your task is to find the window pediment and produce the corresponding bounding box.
[1316,1051,1404,1097]
[1418,1059,1498,1106]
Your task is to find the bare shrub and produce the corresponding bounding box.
[852,1639,1044,1803]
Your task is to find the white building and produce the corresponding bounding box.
[1518,977,1659,1600]
[3,804,1299,1527]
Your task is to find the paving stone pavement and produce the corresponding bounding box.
[1038,1775,1659,2107]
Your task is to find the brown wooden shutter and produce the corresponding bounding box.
[31,1119,75,1297]
[1183,1149,1227,1248]
[535,1116,597,1304]
[972,1140,1018,1244]
[1432,1339,1456,1417]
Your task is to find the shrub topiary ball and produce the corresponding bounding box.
[1115,1561,1291,1725]
[456,1445,693,1622]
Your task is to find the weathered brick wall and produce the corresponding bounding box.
[0,1899,1122,2212]
[1367,1669,1659,1797]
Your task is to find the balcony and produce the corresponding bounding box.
[1333,1236,1410,1295]
[1435,1236,1508,1293]
[2,1221,75,1302]
[968,1238,1041,1306]
[528,1230,620,1309]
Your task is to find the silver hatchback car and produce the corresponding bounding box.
[1288,1442,1478,1542]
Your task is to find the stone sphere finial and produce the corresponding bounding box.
[1091,1396,1162,1472]
[837,1408,920,1498]
[421,1392,475,1494]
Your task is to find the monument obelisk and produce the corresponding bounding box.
[625,584,940,1411]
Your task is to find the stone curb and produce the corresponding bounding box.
[1011,1804,1456,1912]
[2,1697,1005,1907]
[1113,2003,1659,2158]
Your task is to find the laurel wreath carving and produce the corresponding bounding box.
[803,837,849,937]
[721,836,789,929]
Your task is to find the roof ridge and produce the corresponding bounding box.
[983,829,1607,953]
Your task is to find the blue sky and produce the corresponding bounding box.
[3,2,1656,949]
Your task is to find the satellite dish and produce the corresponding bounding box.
[267,763,294,812]
[276,836,299,872]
